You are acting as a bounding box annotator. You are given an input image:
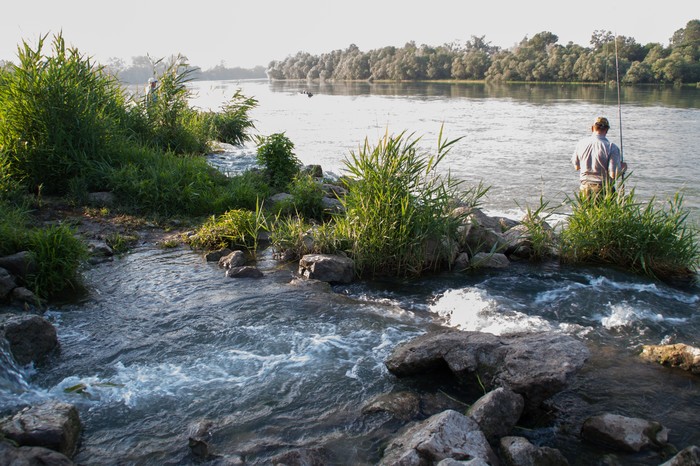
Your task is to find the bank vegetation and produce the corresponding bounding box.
[0,33,697,305]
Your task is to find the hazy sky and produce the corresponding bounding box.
[1,1,697,69]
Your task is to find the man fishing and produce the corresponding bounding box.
[571,116,627,196]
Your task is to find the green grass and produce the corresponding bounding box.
[560,188,699,284]
[334,127,481,278]
[185,202,267,257]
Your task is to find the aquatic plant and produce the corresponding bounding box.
[269,216,344,261]
[516,196,558,261]
[204,89,258,146]
[334,127,481,278]
[255,133,301,192]
[560,188,699,284]
[186,202,267,256]
[277,173,325,220]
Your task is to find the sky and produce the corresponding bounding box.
[1,1,697,70]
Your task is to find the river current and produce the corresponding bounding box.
[1,81,699,465]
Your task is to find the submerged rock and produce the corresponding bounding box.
[580,413,669,453]
[659,445,700,466]
[0,439,74,465]
[226,266,263,279]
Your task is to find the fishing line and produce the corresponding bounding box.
[614,34,624,162]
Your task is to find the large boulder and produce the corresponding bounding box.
[0,315,58,366]
[0,439,74,465]
[0,401,82,457]
[298,254,354,284]
[385,330,589,410]
[471,252,510,269]
[640,343,700,375]
[378,410,498,466]
[218,250,247,269]
[0,251,37,283]
[580,413,669,453]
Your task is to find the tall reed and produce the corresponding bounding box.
[560,188,699,283]
[335,127,474,277]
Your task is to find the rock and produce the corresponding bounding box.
[378,410,498,466]
[225,266,263,279]
[385,330,589,410]
[580,413,669,453]
[640,343,700,375]
[467,388,524,442]
[0,401,82,457]
[11,287,40,306]
[0,439,74,465]
[500,436,569,465]
[437,458,490,466]
[0,251,38,283]
[302,164,323,178]
[465,226,507,255]
[659,445,700,466]
[362,391,421,422]
[270,447,330,465]
[0,315,58,366]
[323,183,348,198]
[298,254,354,284]
[0,267,16,299]
[86,239,114,258]
[453,252,471,271]
[321,196,345,214]
[218,250,246,269]
[502,224,532,258]
[205,248,233,262]
[471,252,510,269]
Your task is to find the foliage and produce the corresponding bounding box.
[277,173,325,220]
[517,197,558,261]
[560,188,699,283]
[0,200,29,256]
[26,224,88,300]
[212,170,270,213]
[267,20,700,84]
[334,127,471,278]
[255,133,300,191]
[186,203,267,255]
[0,33,127,194]
[269,216,344,261]
[204,89,258,146]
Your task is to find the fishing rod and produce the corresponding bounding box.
[614,34,624,163]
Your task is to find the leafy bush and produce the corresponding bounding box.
[277,173,325,220]
[205,89,258,146]
[560,188,699,283]
[0,200,29,256]
[334,128,473,278]
[269,216,344,261]
[255,133,300,191]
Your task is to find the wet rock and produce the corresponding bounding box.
[86,239,114,258]
[205,248,233,262]
[659,445,700,466]
[453,252,471,271]
[378,409,498,466]
[385,330,589,411]
[0,401,81,457]
[467,388,524,442]
[580,413,669,453]
[0,267,16,299]
[226,266,263,279]
[0,439,74,465]
[0,315,58,366]
[270,446,330,465]
[502,224,533,258]
[362,391,421,422]
[298,254,354,284]
[11,286,40,306]
[471,252,510,269]
[0,251,37,282]
[640,343,700,375]
[499,436,568,465]
[437,458,490,466]
[219,250,247,269]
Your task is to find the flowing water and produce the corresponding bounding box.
[1,81,699,465]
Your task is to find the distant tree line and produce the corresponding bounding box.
[266,20,700,85]
[101,56,266,84]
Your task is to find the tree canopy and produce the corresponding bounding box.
[267,20,700,85]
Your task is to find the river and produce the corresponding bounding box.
[1,80,699,465]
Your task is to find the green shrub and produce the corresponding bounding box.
[517,196,558,261]
[0,200,29,256]
[560,188,699,283]
[255,133,300,191]
[27,224,88,300]
[0,33,128,194]
[277,173,325,220]
[212,170,270,213]
[269,216,344,261]
[186,204,267,255]
[334,128,475,278]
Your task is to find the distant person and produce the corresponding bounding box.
[145,77,158,104]
[571,116,627,196]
